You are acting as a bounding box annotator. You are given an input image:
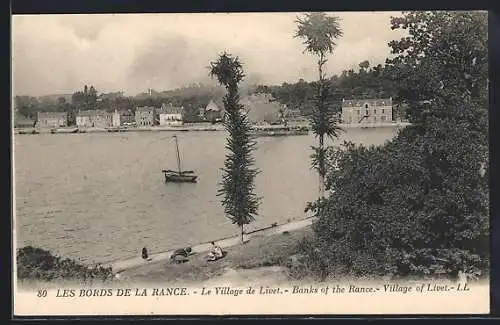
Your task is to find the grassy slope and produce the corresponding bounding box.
[119,226,312,284]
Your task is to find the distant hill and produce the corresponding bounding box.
[37,94,73,102]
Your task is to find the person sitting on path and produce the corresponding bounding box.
[170,247,192,263]
[207,242,224,262]
[142,247,149,260]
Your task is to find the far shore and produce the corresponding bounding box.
[14,121,410,136]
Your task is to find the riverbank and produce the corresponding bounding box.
[116,222,313,285]
[109,217,314,273]
[14,122,410,136]
[15,218,313,290]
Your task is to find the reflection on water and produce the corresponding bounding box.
[14,127,400,263]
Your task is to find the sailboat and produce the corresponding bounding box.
[162,135,198,183]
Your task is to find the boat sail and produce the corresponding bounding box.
[162,135,198,183]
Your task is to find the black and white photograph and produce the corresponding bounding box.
[12,11,490,315]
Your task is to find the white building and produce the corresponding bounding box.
[341,98,393,124]
[241,93,282,124]
[112,110,120,127]
[158,103,184,126]
[76,110,112,128]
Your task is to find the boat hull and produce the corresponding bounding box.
[251,126,309,137]
[164,174,198,183]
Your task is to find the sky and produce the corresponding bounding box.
[12,12,405,97]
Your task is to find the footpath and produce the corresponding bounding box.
[108,217,314,274]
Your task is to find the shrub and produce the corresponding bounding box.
[295,106,489,280]
[17,246,114,283]
[291,11,488,281]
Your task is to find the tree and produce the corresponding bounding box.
[86,85,98,110]
[385,11,488,123]
[358,60,370,72]
[295,12,344,197]
[15,96,40,119]
[209,53,260,243]
[297,11,488,280]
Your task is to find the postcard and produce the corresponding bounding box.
[12,11,490,316]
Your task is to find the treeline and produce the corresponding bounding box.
[15,60,408,123]
[14,83,228,123]
[253,60,403,118]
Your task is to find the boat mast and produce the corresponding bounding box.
[174,135,182,174]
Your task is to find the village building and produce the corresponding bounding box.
[119,110,135,125]
[341,97,393,124]
[198,106,206,119]
[204,100,224,122]
[135,106,156,126]
[158,103,184,126]
[36,112,68,128]
[111,110,120,127]
[282,105,304,122]
[14,115,36,128]
[241,93,283,125]
[76,110,115,128]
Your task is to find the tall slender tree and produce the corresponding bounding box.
[209,53,260,243]
[295,12,344,197]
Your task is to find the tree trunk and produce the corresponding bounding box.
[241,224,244,243]
[318,52,326,198]
[319,135,325,197]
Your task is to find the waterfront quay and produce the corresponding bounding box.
[14,121,410,135]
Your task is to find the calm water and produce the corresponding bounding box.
[14,127,400,264]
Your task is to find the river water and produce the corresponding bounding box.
[14,127,401,264]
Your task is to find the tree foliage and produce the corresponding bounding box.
[209,53,260,243]
[295,12,344,197]
[254,65,400,118]
[385,11,488,123]
[17,246,114,283]
[296,11,489,280]
[295,13,343,56]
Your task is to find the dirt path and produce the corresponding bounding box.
[201,266,290,286]
[109,217,314,273]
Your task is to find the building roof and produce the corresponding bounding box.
[205,100,220,112]
[15,115,35,125]
[242,95,282,122]
[342,98,392,107]
[136,106,156,113]
[119,109,135,115]
[76,110,109,117]
[283,107,301,117]
[159,103,183,114]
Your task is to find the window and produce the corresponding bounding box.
[374,109,377,114]
[357,110,360,115]
[381,116,386,121]
[382,109,385,114]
